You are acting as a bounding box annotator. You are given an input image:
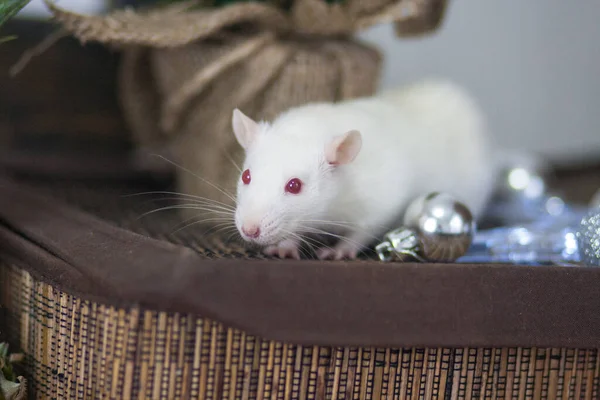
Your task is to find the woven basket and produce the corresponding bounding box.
[1,173,600,399]
[3,264,600,399]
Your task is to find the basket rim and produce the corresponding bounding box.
[1,173,600,349]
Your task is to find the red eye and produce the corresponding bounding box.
[285,178,302,194]
[242,169,251,185]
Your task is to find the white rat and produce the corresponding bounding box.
[231,79,495,260]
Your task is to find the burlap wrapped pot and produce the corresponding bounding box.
[44,0,447,207]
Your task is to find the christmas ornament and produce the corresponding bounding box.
[466,152,589,266]
[376,192,475,262]
[576,208,600,266]
[493,152,550,204]
[483,152,587,228]
[458,222,580,265]
[374,155,597,266]
[375,227,423,262]
[484,154,557,225]
[460,201,600,266]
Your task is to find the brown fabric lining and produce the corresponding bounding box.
[0,150,164,182]
[1,174,600,348]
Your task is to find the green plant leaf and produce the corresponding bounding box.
[0,0,32,28]
[0,372,24,400]
[0,343,25,400]
[0,34,16,44]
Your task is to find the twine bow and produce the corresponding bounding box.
[44,0,446,44]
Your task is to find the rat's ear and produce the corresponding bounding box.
[232,108,260,149]
[325,130,362,165]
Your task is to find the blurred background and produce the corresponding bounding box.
[12,0,600,166]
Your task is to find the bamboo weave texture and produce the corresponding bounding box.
[1,264,600,399]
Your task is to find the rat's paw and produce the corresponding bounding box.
[263,239,301,259]
[316,245,358,261]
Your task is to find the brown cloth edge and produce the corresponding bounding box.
[1,174,600,348]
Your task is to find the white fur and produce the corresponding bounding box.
[232,79,496,259]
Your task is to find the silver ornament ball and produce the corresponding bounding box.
[577,209,600,266]
[402,192,475,262]
[376,227,423,262]
[493,152,550,203]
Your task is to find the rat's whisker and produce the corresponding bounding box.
[301,220,356,229]
[136,204,234,220]
[168,205,234,217]
[276,230,314,259]
[302,217,388,231]
[148,154,238,204]
[283,231,311,250]
[203,223,239,238]
[300,220,379,240]
[153,197,235,211]
[138,198,236,214]
[169,201,236,214]
[220,226,240,237]
[296,245,312,259]
[178,217,236,236]
[301,227,358,244]
[175,209,233,228]
[293,232,326,250]
[299,217,383,241]
[215,230,241,245]
[298,226,367,249]
[125,190,235,207]
[171,215,235,234]
[225,229,242,244]
[222,151,242,174]
[126,191,237,212]
[281,228,335,258]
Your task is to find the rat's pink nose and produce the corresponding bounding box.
[241,224,261,239]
